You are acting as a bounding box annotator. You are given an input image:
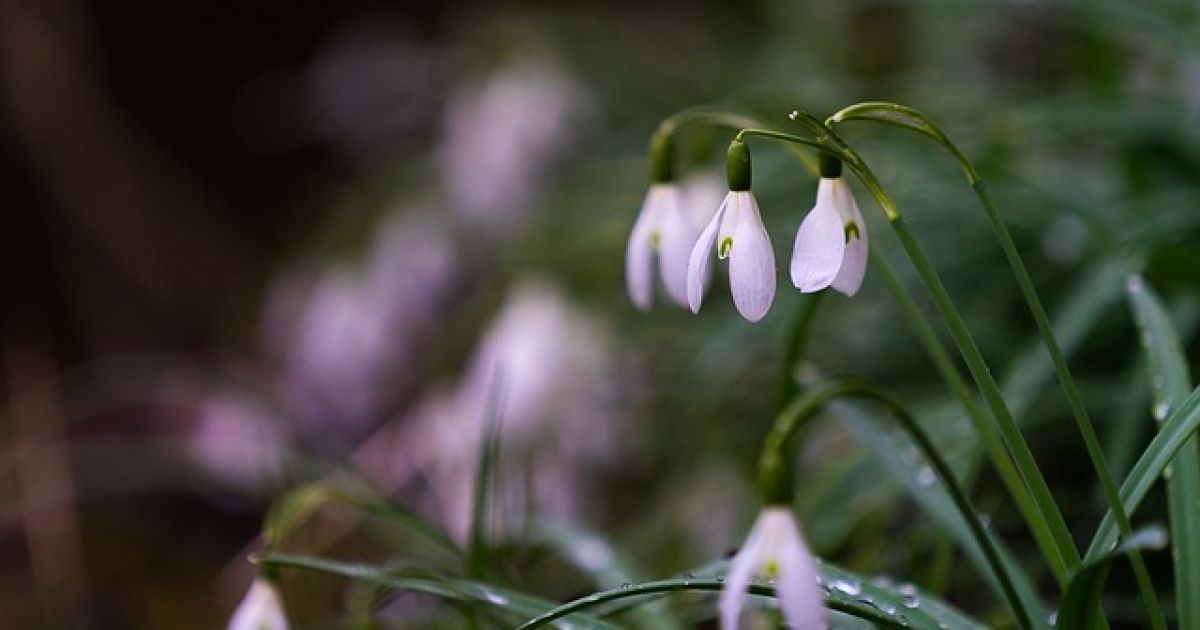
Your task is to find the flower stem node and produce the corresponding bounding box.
[726,139,752,192]
[687,189,776,322]
[720,507,824,630]
[791,176,868,296]
[649,131,674,184]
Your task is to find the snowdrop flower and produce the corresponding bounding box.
[791,156,868,296]
[228,577,289,630]
[688,139,776,322]
[720,507,824,630]
[626,133,697,309]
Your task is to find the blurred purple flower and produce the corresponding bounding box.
[361,277,622,540]
[439,53,583,234]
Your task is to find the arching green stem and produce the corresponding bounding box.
[757,378,1031,630]
[830,101,1163,628]
[741,119,1078,586]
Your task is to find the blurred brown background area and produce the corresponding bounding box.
[0,1,484,626]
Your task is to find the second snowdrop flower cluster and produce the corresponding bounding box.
[627,135,870,323]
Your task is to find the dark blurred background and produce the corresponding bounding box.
[3,0,1200,627]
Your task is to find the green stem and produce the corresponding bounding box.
[757,378,1031,629]
[888,216,1079,584]
[829,101,1161,626]
[774,292,827,413]
[743,123,1079,585]
[872,251,1042,545]
[971,184,1163,628]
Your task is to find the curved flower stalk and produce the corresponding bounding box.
[754,378,1033,629]
[626,133,700,309]
[687,139,777,322]
[791,155,868,296]
[228,577,289,630]
[719,507,823,630]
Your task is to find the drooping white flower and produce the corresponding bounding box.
[687,190,776,322]
[791,176,868,296]
[626,184,698,309]
[228,577,289,630]
[719,508,824,630]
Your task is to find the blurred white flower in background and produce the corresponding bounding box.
[361,276,623,540]
[268,210,457,438]
[439,52,583,234]
[227,577,289,630]
[190,391,289,489]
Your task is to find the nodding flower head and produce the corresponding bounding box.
[790,156,868,297]
[686,140,776,322]
[719,507,824,630]
[228,577,289,630]
[626,133,698,310]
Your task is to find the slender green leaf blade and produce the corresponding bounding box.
[258,552,618,629]
[1085,383,1200,560]
[1059,525,1169,630]
[515,558,988,630]
[1126,276,1200,628]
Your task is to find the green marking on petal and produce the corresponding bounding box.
[650,231,661,249]
[844,221,861,243]
[718,236,734,259]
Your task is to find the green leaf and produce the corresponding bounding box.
[1058,525,1169,630]
[525,520,681,629]
[263,481,461,560]
[825,396,1049,629]
[470,373,506,577]
[1085,383,1200,561]
[514,558,988,630]
[1125,276,1200,629]
[257,552,619,629]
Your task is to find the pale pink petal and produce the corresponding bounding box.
[830,181,868,297]
[774,515,825,630]
[790,179,845,292]
[688,194,730,313]
[728,192,776,322]
[719,516,768,630]
[625,188,659,309]
[657,186,699,308]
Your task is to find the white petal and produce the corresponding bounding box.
[688,194,730,313]
[625,188,660,310]
[719,514,770,630]
[767,510,825,630]
[728,192,776,322]
[228,578,289,630]
[790,179,845,292]
[656,186,699,308]
[830,181,868,297]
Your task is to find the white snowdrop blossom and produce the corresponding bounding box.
[687,190,776,322]
[720,508,824,630]
[791,176,868,296]
[626,183,697,309]
[228,578,289,630]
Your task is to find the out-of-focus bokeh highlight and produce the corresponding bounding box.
[3,0,1200,627]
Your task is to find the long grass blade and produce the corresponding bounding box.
[1085,383,1200,560]
[1126,276,1200,628]
[514,558,988,630]
[1058,525,1169,630]
[257,552,618,629]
